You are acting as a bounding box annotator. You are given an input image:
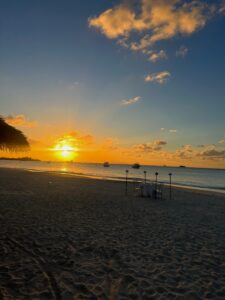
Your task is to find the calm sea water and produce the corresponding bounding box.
[0,160,225,192]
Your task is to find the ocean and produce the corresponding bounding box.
[0,160,225,193]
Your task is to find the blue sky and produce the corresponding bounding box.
[1,0,225,166]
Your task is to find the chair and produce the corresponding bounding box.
[155,183,163,200]
[136,182,154,198]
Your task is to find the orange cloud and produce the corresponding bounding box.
[89,0,218,51]
[197,147,225,159]
[174,144,194,159]
[4,115,37,128]
[134,140,167,153]
[89,3,145,39]
[148,50,167,62]
[145,71,171,84]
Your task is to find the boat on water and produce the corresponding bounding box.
[179,165,186,168]
[132,163,140,169]
[103,162,110,167]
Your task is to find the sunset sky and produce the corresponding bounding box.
[1,0,225,167]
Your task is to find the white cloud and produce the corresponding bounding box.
[176,46,188,57]
[160,128,178,133]
[121,96,141,106]
[218,139,225,144]
[145,71,171,84]
[219,1,225,14]
[67,81,79,90]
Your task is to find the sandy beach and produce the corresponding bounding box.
[0,168,225,299]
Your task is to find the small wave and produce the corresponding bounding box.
[43,170,225,195]
[1,161,225,195]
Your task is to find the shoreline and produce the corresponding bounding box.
[1,165,225,196]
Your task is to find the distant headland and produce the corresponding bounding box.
[0,157,40,162]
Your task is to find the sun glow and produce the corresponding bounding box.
[53,140,78,161]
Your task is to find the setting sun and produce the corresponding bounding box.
[53,140,78,161]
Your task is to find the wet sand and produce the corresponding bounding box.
[0,168,225,299]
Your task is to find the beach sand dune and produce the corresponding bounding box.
[0,168,225,299]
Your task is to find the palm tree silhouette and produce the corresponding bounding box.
[0,117,29,151]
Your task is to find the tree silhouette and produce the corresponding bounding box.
[0,117,29,151]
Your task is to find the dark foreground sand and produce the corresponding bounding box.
[0,168,225,300]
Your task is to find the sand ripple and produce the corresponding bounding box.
[0,168,225,299]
